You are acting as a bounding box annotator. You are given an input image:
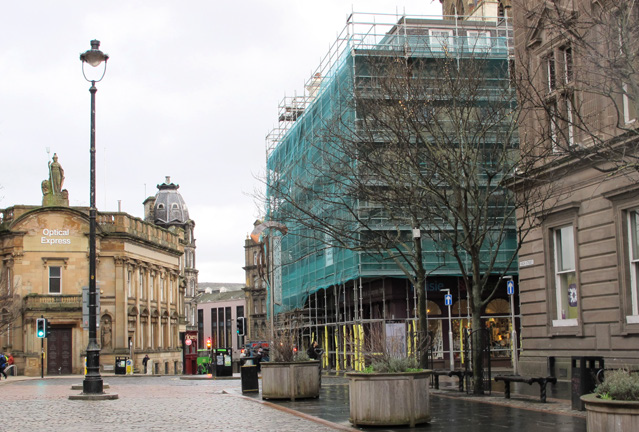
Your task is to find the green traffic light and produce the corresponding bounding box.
[36,318,47,338]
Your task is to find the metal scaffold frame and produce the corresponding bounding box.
[263,11,518,371]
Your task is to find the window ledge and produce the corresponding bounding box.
[627,315,639,324]
[552,318,578,327]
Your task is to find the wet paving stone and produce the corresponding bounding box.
[268,377,586,432]
[2,375,586,431]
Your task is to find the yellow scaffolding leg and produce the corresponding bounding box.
[343,325,347,370]
[323,327,329,369]
[335,330,340,371]
[408,321,413,357]
[358,325,365,370]
[353,324,359,370]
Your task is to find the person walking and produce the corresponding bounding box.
[307,341,323,386]
[0,354,7,380]
[254,348,263,373]
[7,353,14,376]
[307,341,321,360]
[142,354,150,374]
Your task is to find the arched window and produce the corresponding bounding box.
[485,299,510,314]
[427,300,442,315]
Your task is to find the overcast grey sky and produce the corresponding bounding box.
[0,1,442,283]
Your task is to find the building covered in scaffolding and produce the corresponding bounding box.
[264,11,519,372]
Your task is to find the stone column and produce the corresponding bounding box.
[114,256,126,350]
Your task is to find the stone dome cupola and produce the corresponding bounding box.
[153,176,190,226]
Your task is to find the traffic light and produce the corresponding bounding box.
[206,338,212,350]
[45,319,52,338]
[36,318,46,338]
[236,317,245,336]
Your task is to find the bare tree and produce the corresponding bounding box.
[263,29,557,393]
[513,0,639,177]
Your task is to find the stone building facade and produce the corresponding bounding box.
[144,177,199,335]
[0,159,191,376]
[440,0,510,19]
[197,287,245,371]
[510,0,639,375]
[242,220,267,341]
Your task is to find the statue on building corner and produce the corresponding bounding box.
[42,153,69,207]
[49,153,65,194]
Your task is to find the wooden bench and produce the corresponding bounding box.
[432,369,471,392]
[494,375,557,403]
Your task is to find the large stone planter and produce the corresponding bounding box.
[347,370,432,427]
[261,361,320,400]
[581,393,639,432]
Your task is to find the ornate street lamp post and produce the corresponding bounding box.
[80,40,108,394]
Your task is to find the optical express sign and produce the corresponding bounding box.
[41,229,71,245]
[23,226,85,251]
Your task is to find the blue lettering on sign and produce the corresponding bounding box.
[426,282,445,292]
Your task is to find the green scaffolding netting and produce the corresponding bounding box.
[266,16,518,316]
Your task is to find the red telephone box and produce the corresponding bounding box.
[183,331,199,374]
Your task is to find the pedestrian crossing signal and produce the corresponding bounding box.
[36,318,46,338]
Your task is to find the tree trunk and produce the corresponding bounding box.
[471,280,485,394]
[471,309,484,394]
[414,235,429,369]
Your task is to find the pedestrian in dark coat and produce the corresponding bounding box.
[307,341,321,360]
[254,348,263,372]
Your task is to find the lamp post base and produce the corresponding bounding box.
[69,393,119,401]
[70,383,110,390]
[82,376,104,394]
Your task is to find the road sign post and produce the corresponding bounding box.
[443,290,454,371]
[505,277,519,375]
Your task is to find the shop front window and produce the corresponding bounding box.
[485,298,513,358]
[450,299,471,359]
[427,300,443,359]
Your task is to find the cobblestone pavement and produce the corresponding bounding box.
[2,374,587,432]
[1,376,345,432]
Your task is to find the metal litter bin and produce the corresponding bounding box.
[115,356,128,375]
[241,365,259,393]
[571,356,604,410]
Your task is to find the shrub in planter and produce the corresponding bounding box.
[581,369,639,432]
[594,369,639,401]
[365,356,422,374]
[261,328,320,401]
[347,322,432,427]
